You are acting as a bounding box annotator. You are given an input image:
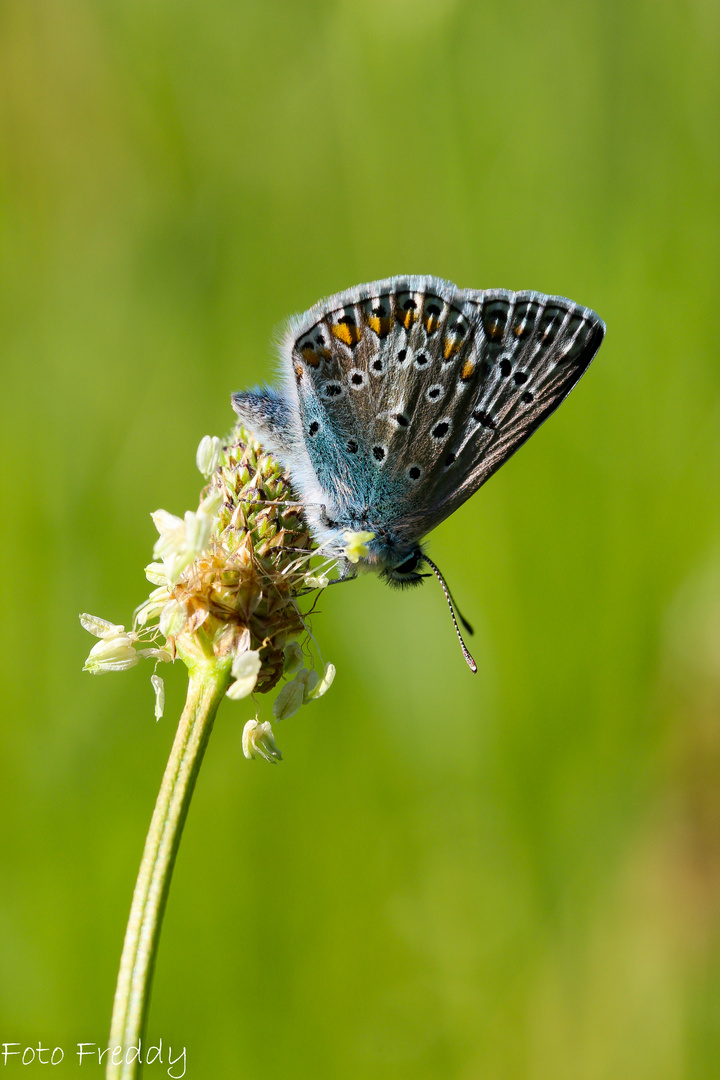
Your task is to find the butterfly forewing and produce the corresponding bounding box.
[285,276,604,544]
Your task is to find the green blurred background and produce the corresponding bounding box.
[1,1,719,1076]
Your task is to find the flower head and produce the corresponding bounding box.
[82,429,337,757]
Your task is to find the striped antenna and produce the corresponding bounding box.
[421,554,477,674]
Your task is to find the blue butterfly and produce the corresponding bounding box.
[232,276,605,669]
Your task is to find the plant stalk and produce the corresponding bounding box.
[106,658,232,1079]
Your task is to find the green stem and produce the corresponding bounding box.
[106,658,232,1080]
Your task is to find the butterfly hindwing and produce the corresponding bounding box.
[282,276,604,544]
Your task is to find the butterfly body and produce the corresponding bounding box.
[232,276,605,583]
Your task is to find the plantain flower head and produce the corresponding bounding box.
[81,430,337,759]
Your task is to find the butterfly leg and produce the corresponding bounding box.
[326,567,357,586]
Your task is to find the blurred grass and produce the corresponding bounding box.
[1,0,719,1077]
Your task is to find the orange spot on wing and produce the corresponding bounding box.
[332,322,362,347]
[366,314,393,338]
[301,347,320,367]
[461,359,475,380]
[443,337,462,360]
[396,307,417,330]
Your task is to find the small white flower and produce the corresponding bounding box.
[182,509,205,554]
[151,509,184,536]
[134,587,172,627]
[152,513,192,584]
[144,563,169,586]
[198,489,223,519]
[305,662,336,701]
[83,635,139,674]
[196,435,223,478]
[283,640,304,677]
[151,674,165,721]
[226,650,262,700]
[79,613,126,639]
[152,492,223,585]
[159,599,189,638]
[242,719,282,763]
[343,530,375,564]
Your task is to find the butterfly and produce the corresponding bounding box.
[232,275,605,669]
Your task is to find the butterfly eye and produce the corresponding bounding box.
[394,551,421,575]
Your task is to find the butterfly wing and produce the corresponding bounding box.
[271,276,604,547]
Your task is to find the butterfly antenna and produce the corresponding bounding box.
[421,554,477,674]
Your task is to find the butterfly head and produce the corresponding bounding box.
[379,546,427,588]
[327,522,425,586]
